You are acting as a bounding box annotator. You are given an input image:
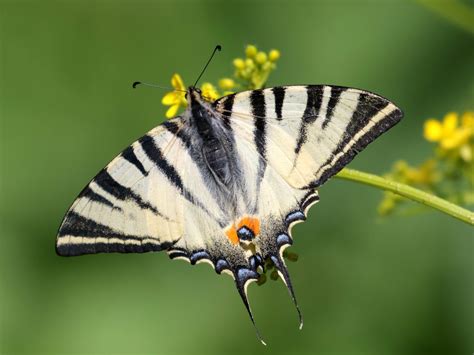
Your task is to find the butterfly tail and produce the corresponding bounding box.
[234,268,267,346]
[270,254,304,330]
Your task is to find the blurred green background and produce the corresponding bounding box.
[1,0,473,354]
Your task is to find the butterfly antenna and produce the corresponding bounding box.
[235,271,267,345]
[270,255,304,330]
[193,45,222,88]
[132,81,186,93]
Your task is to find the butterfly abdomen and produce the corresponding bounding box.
[202,138,232,185]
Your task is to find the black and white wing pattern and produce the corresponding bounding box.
[56,119,227,257]
[57,85,402,344]
[214,85,403,189]
[211,85,403,330]
[57,123,181,256]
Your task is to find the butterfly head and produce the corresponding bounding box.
[186,86,203,103]
[186,86,215,119]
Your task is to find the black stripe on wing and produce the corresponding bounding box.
[139,135,185,190]
[162,121,192,148]
[121,146,148,176]
[163,120,238,211]
[251,90,267,159]
[272,86,285,120]
[94,169,167,218]
[334,93,391,155]
[139,134,225,227]
[295,85,324,155]
[250,90,267,199]
[322,86,346,128]
[310,94,403,188]
[78,186,119,211]
[56,212,174,256]
[214,93,236,128]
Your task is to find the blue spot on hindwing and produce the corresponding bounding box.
[277,233,292,247]
[215,259,230,273]
[249,255,263,270]
[285,211,305,225]
[236,268,259,284]
[190,250,211,264]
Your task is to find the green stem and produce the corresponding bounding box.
[335,168,474,226]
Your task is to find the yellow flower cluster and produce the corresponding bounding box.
[379,110,473,216]
[162,45,279,118]
[161,74,229,118]
[424,111,474,162]
[200,82,220,102]
[378,159,439,215]
[233,45,280,90]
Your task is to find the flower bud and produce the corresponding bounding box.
[245,44,257,58]
[219,78,235,90]
[269,49,280,61]
[255,51,267,64]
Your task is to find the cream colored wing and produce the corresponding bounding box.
[56,117,223,256]
[215,85,403,189]
[211,85,403,329]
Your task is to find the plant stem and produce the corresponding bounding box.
[335,168,474,226]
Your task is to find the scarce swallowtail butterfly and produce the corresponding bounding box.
[56,49,403,344]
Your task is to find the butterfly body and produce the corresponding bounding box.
[192,106,238,190]
[56,84,403,342]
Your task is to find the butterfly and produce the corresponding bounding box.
[56,79,403,343]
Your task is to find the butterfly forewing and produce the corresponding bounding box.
[215,85,403,189]
[56,123,186,256]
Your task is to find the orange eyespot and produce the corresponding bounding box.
[239,216,260,236]
[225,225,239,245]
[224,216,260,245]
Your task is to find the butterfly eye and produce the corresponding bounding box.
[195,88,202,94]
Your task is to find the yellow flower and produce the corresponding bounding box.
[245,45,257,58]
[389,159,438,186]
[424,119,444,141]
[232,45,280,90]
[461,111,474,130]
[255,51,267,65]
[378,158,440,216]
[404,159,439,185]
[218,78,235,91]
[200,82,220,101]
[269,49,280,62]
[244,58,255,69]
[262,61,272,71]
[233,58,245,69]
[162,74,187,118]
[423,112,473,151]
